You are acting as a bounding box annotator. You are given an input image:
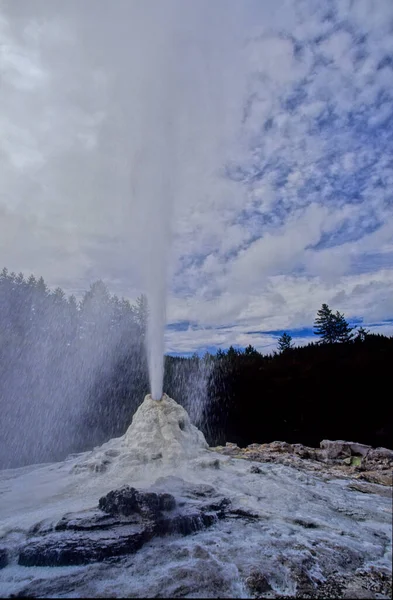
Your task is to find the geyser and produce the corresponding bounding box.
[147,287,167,401]
[69,393,211,475]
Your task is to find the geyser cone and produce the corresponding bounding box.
[124,393,208,462]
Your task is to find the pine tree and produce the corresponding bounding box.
[227,345,239,359]
[334,311,353,342]
[314,304,353,343]
[51,287,66,305]
[354,325,370,342]
[68,294,78,309]
[36,276,48,296]
[244,344,259,356]
[27,274,37,288]
[314,303,336,343]
[15,272,25,285]
[277,332,293,353]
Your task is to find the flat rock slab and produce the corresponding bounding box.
[17,485,228,568]
[19,524,148,567]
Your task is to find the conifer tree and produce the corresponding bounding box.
[354,325,370,342]
[277,332,293,352]
[314,303,353,343]
[227,345,239,359]
[314,303,335,343]
[244,344,259,356]
[334,311,353,342]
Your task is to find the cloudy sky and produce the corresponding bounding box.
[1,0,392,354]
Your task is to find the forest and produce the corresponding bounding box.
[1,267,392,469]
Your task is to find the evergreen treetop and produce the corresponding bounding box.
[313,303,353,343]
[277,332,293,353]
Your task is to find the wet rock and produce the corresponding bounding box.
[154,559,235,599]
[192,544,210,559]
[297,567,393,599]
[19,525,148,567]
[152,478,216,499]
[17,484,230,567]
[227,508,260,520]
[292,518,319,529]
[28,518,57,536]
[200,497,231,515]
[198,457,221,469]
[250,465,262,474]
[160,493,177,511]
[0,547,7,569]
[356,567,392,598]
[245,569,272,594]
[158,511,216,536]
[98,486,176,518]
[55,510,121,532]
[348,481,392,497]
[185,483,216,498]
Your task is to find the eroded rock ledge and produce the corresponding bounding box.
[213,439,393,487]
[17,482,230,568]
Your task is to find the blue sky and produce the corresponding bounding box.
[1,0,392,354]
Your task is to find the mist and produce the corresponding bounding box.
[1,1,250,424]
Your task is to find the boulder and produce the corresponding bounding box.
[361,447,393,471]
[18,484,231,567]
[98,486,176,518]
[320,440,372,459]
[245,569,272,594]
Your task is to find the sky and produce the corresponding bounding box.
[1,0,392,355]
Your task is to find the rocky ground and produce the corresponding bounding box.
[212,439,393,487]
[0,397,391,598]
[1,470,392,599]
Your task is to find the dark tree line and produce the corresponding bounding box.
[1,268,392,469]
[201,303,392,450]
[0,268,150,468]
[204,331,393,450]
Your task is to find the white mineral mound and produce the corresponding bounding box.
[70,394,212,478]
[123,393,209,462]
